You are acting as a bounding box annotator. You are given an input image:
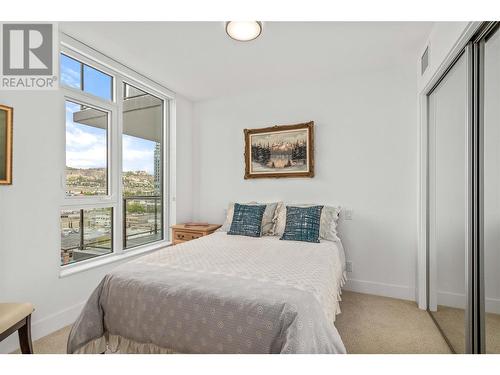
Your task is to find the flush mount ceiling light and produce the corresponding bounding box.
[225,21,262,42]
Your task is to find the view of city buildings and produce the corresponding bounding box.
[60,207,113,265]
[154,143,161,194]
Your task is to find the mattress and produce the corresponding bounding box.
[67,232,347,354]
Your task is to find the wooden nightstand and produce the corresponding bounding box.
[171,224,221,245]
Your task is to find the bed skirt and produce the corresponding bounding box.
[73,334,179,354]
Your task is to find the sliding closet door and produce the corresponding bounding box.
[482,25,500,354]
[428,50,469,353]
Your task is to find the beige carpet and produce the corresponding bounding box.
[335,291,450,353]
[431,305,500,354]
[12,325,72,354]
[11,291,451,354]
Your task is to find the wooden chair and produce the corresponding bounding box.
[0,303,34,354]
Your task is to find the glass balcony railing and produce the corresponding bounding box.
[60,196,162,266]
[123,196,162,249]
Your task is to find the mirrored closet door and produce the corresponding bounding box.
[427,22,500,354]
[427,50,469,354]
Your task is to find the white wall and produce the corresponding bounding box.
[417,22,471,92]
[175,97,194,223]
[0,89,194,353]
[192,64,419,301]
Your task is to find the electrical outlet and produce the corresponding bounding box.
[344,209,353,220]
[346,261,353,273]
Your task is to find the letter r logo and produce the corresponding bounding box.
[2,24,53,75]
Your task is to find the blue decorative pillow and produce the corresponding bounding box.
[280,205,324,243]
[228,203,267,237]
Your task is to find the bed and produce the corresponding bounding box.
[67,232,347,354]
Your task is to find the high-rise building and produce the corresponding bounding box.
[154,143,161,195]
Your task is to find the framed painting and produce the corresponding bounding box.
[244,121,314,179]
[0,105,13,185]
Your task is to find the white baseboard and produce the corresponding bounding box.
[436,291,465,310]
[436,291,500,314]
[485,298,500,314]
[344,278,416,301]
[0,301,85,354]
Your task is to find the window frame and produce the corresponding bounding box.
[59,33,176,276]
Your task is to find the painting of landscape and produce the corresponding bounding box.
[244,121,314,178]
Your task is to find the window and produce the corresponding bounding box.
[60,53,113,101]
[60,54,81,89]
[60,207,113,266]
[122,83,164,248]
[60,47,169,268]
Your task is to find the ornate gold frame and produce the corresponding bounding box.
[244,121,314,179]
[0,105,13,185]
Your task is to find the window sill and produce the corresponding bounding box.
[59,240,172,278]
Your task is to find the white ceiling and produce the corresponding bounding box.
[60,22,433,101]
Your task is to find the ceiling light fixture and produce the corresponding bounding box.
[225,21,262,42]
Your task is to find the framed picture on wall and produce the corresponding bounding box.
[0,104,13,185]
[244,121,314,179]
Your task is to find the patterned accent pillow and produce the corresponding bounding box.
[228,203,267,237]
[280,205,324,243]
[273,203,341,241]
[219,201,280,235]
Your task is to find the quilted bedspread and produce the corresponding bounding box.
[67,232,347,354]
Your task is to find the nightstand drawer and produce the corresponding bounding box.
[174,231,201,242]
[171,223,221,246]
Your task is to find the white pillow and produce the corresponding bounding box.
[273,202,341,241]
[219,202,280,236]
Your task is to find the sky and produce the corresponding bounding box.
[62,55,158,174]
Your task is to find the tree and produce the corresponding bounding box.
[252,143,271,165]
[128,202,146,214]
